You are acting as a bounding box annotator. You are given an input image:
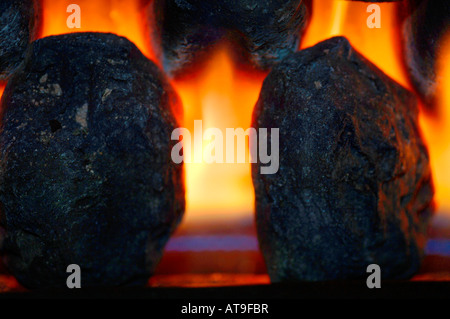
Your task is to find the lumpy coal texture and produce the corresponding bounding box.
[252,37,434,282]
[0,33,185,289]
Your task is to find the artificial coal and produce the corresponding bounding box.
[0,0,40,80]
[146,0,309,77]
[0,33,185,288]
[400,0,450,109]
[252,36,434,282]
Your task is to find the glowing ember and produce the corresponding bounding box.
[39,0,155,60]
[0,83,5,109]
[420,35,450,216]
[172,46,266,221]
[301,0,410,89]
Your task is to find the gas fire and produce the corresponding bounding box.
[171,48,266,221]
[0,0,449,292]
[0,0,449,223]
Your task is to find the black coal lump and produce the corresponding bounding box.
[400,0,450,109]
[0,0,41,80]
[0,33,185,288]
[252,36,434,282]
[146,0,309,77]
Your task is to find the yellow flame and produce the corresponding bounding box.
[330,1,349,36]
[172,46,266,221]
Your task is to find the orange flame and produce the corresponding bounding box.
[420,35,450,215]
[172,46,266,221]
[39,0,155,60]
[301,0,410,88]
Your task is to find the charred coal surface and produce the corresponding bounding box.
[400,0,450,109]
[252,37,434,282]
[147,0,309,77]
[0,0,40,80]
[0,33,185,289]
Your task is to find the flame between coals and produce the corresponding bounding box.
[172,47,266,221]
[2,0,448,219]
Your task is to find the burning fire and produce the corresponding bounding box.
[0,0,448,221]
[37,0,266,222]
[172,48,266,221]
